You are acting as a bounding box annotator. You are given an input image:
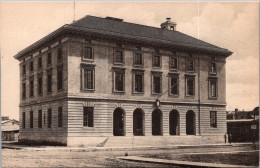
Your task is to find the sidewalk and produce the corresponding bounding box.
[118,156,255,168]
[1,142,255,151]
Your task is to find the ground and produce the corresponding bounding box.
[2,145,259,167]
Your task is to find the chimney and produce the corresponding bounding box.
[161,18,177,31]
[234,108,238,119]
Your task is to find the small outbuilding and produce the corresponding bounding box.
[2,119,19,141]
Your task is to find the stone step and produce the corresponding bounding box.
[104,136,213,147]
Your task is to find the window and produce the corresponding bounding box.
[29,76,34,98]
[83,107,94,127]
[47,70,52,93]
[83,46,93,60]
[133,70,144,93]
[30,60,34,72]
[57,66,63,91]
[22,81,26,99]
[47,108,52,128]
[209,78,218,98]
[114,50,123,64]
[81,64,95,90]
[210,111,217,128]
[30,111,33,128]
[210,62,217,74]
[186,76,195,96]
[169,75,179,95]
[153,55,161,67]
[38,56,42,69]
[58,107,63,127]
[113,68,125,92]
[38,74,43,96]
[47,52,52,66]
[134,53,143,66]
[38,110,42,128]
[22,112,25,128]
[152,72,162,94]
[22,64,26,75]
[44,114,46,124]
[187,60,194,71]
[170,56,178,70]
[57,48,62,61]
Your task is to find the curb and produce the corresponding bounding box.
[118,156,255,168]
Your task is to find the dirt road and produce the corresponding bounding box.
[2,145,257,167]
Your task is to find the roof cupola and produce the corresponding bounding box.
[160,18,177,31]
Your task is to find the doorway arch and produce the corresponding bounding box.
[169,110,180,135]
[133,108,145,136]
[152,109,163,135]
[113,108,125,136]
[186,110,196,135]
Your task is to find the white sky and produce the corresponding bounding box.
[0,2,259,120]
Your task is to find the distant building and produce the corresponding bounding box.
[14,15,232,146]
[227,107,259,142]
[2,116,10,121]
[2,118,19,141]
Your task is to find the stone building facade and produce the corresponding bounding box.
[14,16,232,146]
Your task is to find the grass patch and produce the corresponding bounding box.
[143,152,259,166]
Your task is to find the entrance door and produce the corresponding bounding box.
[113,108,125,136]
[169,110,180,135]
[186,110,196,135]
[152,109,162,135]
[133,109,144,136]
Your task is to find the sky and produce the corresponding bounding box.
[0,1,259,120]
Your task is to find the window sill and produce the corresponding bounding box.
[57,88,64,92]
[82,58,94,62]
[133,64,144,68]
[81,89,95,92]
[209,72,217,75]
[186,70,195,73]
[169,68,178,71]
[82,126,94,129]
[169,94,179,98]
[133,92,144,95]
[113,91,125,94]
[152,66,161,69]
[151,92,162,95]
[208,97,218,100]
[47,91,53,94]
[114,62,124,65]
[185,95,195,98]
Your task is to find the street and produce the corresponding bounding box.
[2,145,258,167]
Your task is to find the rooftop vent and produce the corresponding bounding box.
[105,17,123,22]
[160,18,177,31]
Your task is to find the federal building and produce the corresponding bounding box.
[14,16,232,146]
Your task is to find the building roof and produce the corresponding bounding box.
[2,119,19,132]
[14,15,232,60]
